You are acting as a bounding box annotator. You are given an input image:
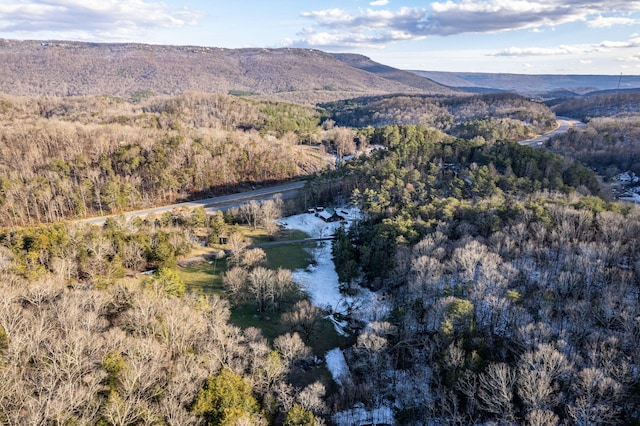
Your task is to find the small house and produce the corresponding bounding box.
[618,172,633,183]
[317,208,345,222]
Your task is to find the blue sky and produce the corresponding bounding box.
[0,0,639,74]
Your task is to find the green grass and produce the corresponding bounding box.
[179,226,348,357]
[178,240,314,296]
[178,257,227,295]
[230,300,352,352]
[306,317,353,355]
[230,305,290,341]
[263,242,315,271]
[249,228,309,245]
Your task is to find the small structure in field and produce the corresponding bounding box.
[317,208,345,222]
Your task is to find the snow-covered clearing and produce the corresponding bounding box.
[277,210,390,326]
[278,209,395,425]
[619,192,640,203]
[333,405,395,426]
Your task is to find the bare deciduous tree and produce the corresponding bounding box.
[477,362,516,421]
[241,248,267,269]
[297,381,328,415]
[274,332,311,365]
[567,367,623,426]
[281,300,322,339]
[223,266,248,302]
[227,232,248,267]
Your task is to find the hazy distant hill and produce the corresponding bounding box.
[0,39,456,104]
[411,70,640,96]
[331,53,459,94]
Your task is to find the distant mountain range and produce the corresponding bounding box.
[2,38,639,104]
[0,39,458,104]
[411,70,640,97]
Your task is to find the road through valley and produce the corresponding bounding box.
[76,116,584,226]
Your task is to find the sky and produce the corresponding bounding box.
[0,0,639,75]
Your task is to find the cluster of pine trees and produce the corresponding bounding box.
[325,124,640,424]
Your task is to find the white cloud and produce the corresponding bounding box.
[424,0,587,35]
[295,1,640,48]
[493,36,640,59]
[494,45,588,57]
[301,9,354,25]
[599,37,640,48]
[588,15,636,28]
[618,55,640,63]
[294,7,428,48]
[0,0,202,41]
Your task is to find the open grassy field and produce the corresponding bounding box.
[178,226,314,293]
[178,223,350,359]
[179,258,227,295]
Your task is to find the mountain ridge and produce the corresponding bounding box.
[5,38,639,104]
[0,39,457,104]
[411,70,640,97]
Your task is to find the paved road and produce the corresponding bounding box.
[518,116,585,147]
[76,180,306,226]
[76,117,583,227]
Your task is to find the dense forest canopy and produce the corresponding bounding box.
[0,91,561,228]
[318,124,639,424]
[551,91,640,121]
[0,93,330,227]
[545,93,640,183]
[321,93,556,142]
[1,84,640,425]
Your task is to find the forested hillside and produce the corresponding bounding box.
[322,93,556,143]
[2,112,637,424]
[552,91,640,121]
[544,91,640,181]
[0,93,330,227]
[317,126,639,424]
[2,69,640,424]
[0,39,457,104]
[0,91,558,228]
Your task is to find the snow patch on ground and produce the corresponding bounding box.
[325,348,351,387]
[278,209,389,323]
[277,211,348,239]
[291,241,347,313]
[277,209,360,317]
[619,192,640,203]
[334,404,395,426]
[278,209,395,425]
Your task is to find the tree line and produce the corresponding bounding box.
[0,200,334,424]
[3,88,639,424]
[547,115,640,180]
[321,93,556,143]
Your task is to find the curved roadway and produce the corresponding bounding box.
[518,116,585,147]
